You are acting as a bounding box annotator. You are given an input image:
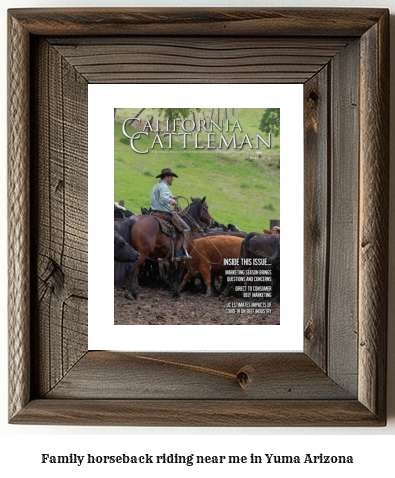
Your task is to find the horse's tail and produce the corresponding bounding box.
[115,218,137,288]
[118,218,135,244]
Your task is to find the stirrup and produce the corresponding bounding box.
[174,251,192,261]
[182,251,192,260]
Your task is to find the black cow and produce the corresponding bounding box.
[227,223,241,232]
[240,232,280,301]
[114,203,125,219]
[221,232,280,298]
[267,241,280,302]
[210,220,227,230]
[114,203,135,219]
[240,232,280,261]
[114,230,139,263]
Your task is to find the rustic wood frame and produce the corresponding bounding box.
[8,8,389,426]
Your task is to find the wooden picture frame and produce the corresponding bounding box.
[8,8,389,426]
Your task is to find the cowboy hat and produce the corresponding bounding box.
[155,168,179,178]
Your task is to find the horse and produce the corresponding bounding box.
[118,197,213,299]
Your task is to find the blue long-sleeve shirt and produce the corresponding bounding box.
[150,180,174,212]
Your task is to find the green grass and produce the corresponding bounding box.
[114,108,280,232]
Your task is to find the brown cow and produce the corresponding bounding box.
[263,226,280,235]
[180,235,244,296]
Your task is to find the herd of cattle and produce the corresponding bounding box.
[114,202,280,302]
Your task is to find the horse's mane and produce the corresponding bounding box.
[175,197,207,230]
[187,197,204,212]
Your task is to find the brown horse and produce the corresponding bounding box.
[118,197,212,299]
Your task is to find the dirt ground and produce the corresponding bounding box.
[114,282,280,325]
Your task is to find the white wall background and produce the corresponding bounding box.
[1,0,394,475]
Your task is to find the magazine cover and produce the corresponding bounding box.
[114,108,280,326]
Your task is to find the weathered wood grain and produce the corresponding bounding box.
[327,39,360,396]
[359,12,389,420]
[7,8,387,37]
[11,399,383,427]
[46,352,354,400]
[8,12,31,421]
[31,39,88,397]
[49,37,350,84]
[303,67,330,371]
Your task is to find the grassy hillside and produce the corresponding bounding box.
[114,108,280,233]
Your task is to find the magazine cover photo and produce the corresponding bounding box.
[114,108,280,326]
